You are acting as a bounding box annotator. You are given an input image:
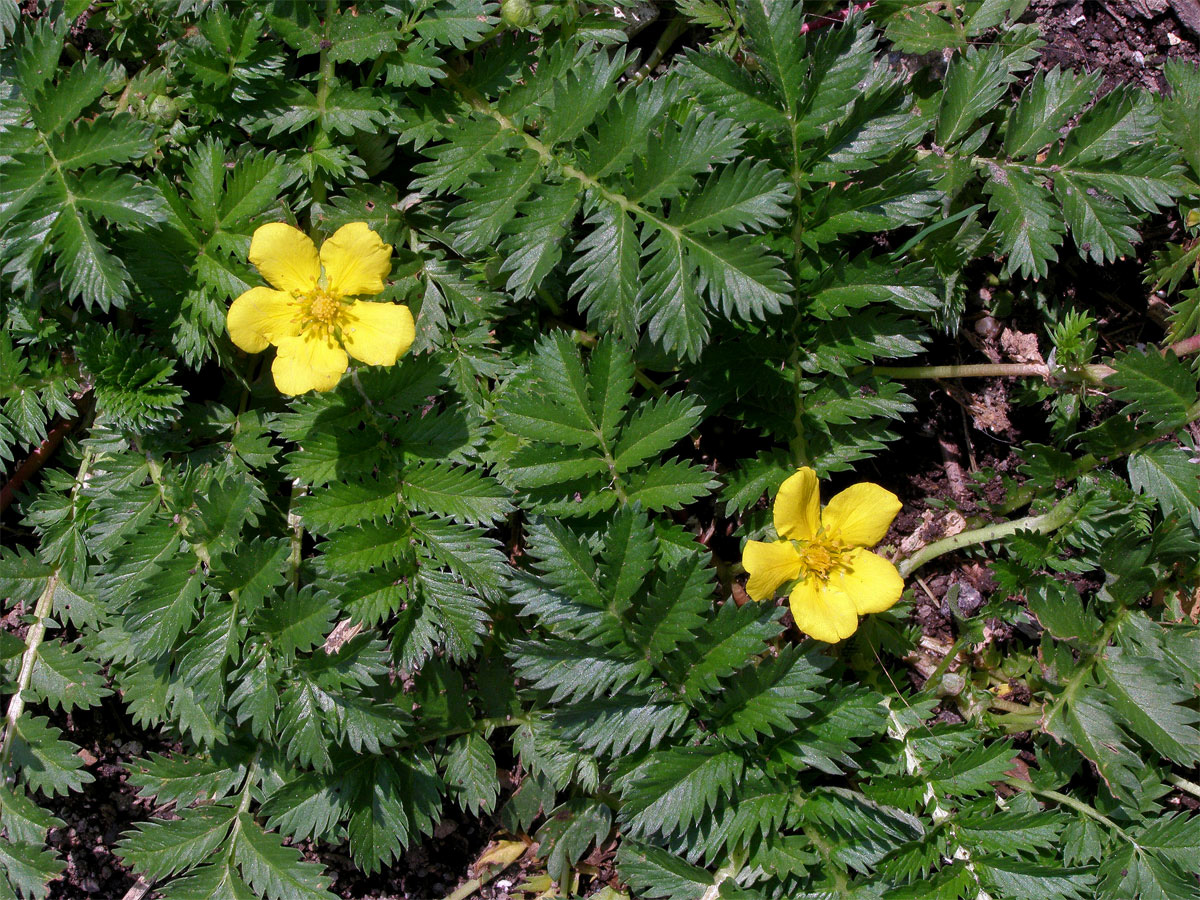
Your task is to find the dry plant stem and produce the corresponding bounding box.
[897,502,1076,578]
[0,446,95,767]
[0,572,60,768]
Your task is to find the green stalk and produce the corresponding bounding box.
[631,16,688,83]
[897,501,1077,578]
[310,0,337,209]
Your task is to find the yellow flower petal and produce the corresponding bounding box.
[320,222,392,298]
[833,549,905,615]
[271,332,348,395]
[249,223,321,295]
[821,482,902,548]
[789,578,860,643]
[742,540,802,602]
[227,287,301,353]
[340,301,415,367]
[774,467,820,541]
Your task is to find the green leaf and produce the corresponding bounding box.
[117,806,238,881]
[447,150,543,255]
[497,179,581,299]
[1056,173,1139,264]
[936,45,1014,146]
[28,639,110,713]
[536,798,612,886]
[328,9,400,64]
[674,159,791,233]
[623,461,719,512]
[0,837,63,900]
[445,732,499,815]
[50,208,130,311]
[1108,349,1199,431]
[680,601,784,699]
[402,462,513,526]
[619,746,743,839]
[641,225,707,360]
[49,116,153,169]
[712,647,829,742]
[570,199,640,343]
[1127,443,1200,527]
[230,814,337,900]
[6,714,95,797]
[1005,67,1103,159]
[1099,647,1200,765]
[984,166,1064,279]
[617,841,714,900]
[976,858,1096,900]
[155,861,258,900]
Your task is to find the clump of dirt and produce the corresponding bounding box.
[1026,0,1200,91]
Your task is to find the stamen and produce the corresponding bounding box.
[795,539,841,579]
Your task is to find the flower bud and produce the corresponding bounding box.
[501,0,534,28]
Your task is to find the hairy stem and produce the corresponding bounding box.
[1005,780,1133,842]
[897,501,1077,578]
[310,0,337,208]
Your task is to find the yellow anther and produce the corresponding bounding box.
[307,292,341,324]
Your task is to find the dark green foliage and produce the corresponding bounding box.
[2,2,1197,899]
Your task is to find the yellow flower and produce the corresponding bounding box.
[742,467,904,643]
[226,222,415,395]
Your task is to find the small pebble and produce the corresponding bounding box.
[974,316,1000,339]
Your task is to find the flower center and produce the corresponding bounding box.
[307,292,341,324]
[794,538,842,580]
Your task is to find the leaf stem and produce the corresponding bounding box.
[897,501,1077,578]
[1004,779,1133,842]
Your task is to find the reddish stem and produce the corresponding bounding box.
[1169,334,1200,358]
[0,391,92,515]
[799,2,874,33]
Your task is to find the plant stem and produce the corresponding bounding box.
[310,0,337,209]
[998,397,1200,514]
[699,854,746,900]
[0,446,95,766]
[897,501,1076,578]
[631,16,688,83]
[0,572,60,766]
[1005,780,1133,842]
[1168,773,1200,800]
